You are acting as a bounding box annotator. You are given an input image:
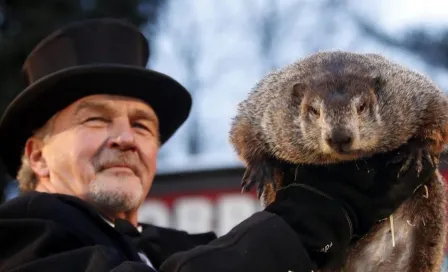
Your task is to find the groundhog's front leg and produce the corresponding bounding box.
[241,155,282,198]
[394,139,437,179]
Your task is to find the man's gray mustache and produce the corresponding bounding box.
[92,151,142,176]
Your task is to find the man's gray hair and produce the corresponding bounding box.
[16,116,54,192]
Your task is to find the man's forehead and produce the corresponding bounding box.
[68,94,157,119]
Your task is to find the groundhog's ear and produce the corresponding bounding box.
[372,76,385,94]
[291,82,307,101]
[291,82,307,105]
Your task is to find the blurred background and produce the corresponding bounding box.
[1,0,448,269]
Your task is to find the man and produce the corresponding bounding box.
[0,18,434,272]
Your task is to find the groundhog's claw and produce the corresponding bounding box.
[395,142,435,179]
[425,151,435,168]
[241,158,277,198]
[241,166,258,192]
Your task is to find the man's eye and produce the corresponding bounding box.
[133,122,149,131]
[84,117,109,123]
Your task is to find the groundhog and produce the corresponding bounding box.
[229,51,448,272]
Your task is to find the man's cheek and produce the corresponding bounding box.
[45,150,70,177]
[73,155,96,185]
[85,163,98,184]
[144,146,158,168]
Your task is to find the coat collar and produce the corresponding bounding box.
[16,191,217,269]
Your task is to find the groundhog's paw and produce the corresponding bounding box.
[394,141,435,178]
[242,159,277,198]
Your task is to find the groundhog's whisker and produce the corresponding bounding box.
[294,165,299,182]
[390,215,395,248]
[423,185,429,199]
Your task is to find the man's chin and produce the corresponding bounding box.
[85,181,143,214]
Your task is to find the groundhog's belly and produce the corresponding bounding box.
[345,214,414,272]
[318,208,416,272]
[319,176,446,272]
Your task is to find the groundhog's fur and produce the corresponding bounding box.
[229,51,448,272]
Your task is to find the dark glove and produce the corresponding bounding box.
[264,143,436,268]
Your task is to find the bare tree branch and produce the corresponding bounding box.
[347,8,448,70]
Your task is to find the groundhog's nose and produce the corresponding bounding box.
[326,129,353,153]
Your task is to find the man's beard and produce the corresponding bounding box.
[86,177,143,214]
[85,148,144,214]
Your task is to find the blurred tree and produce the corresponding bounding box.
[243,0,280,72]
[350,11,448,71]
[0,0,166,202]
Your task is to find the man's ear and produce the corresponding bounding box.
[25,138,49,177]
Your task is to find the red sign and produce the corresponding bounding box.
[138,189,261,236]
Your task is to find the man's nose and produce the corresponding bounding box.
[108,120,137,151]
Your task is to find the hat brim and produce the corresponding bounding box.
[0,64,192,178]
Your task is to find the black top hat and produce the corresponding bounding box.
[0,18,192,178]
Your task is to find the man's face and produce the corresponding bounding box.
[29,94,160,215]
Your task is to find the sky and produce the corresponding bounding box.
[355,0,448,33]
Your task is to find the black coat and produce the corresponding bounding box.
[0,192,315,272]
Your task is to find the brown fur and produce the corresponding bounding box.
[229,51,448,271]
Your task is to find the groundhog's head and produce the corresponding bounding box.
[263,74,386,164]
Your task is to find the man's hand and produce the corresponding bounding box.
[264,142,436,268]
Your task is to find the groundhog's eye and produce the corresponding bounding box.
[358,102,367,113]
[308,106,320,117]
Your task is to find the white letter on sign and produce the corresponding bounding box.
[216,194,257,236]
[173,197,213,233]
[138,200,170,228]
